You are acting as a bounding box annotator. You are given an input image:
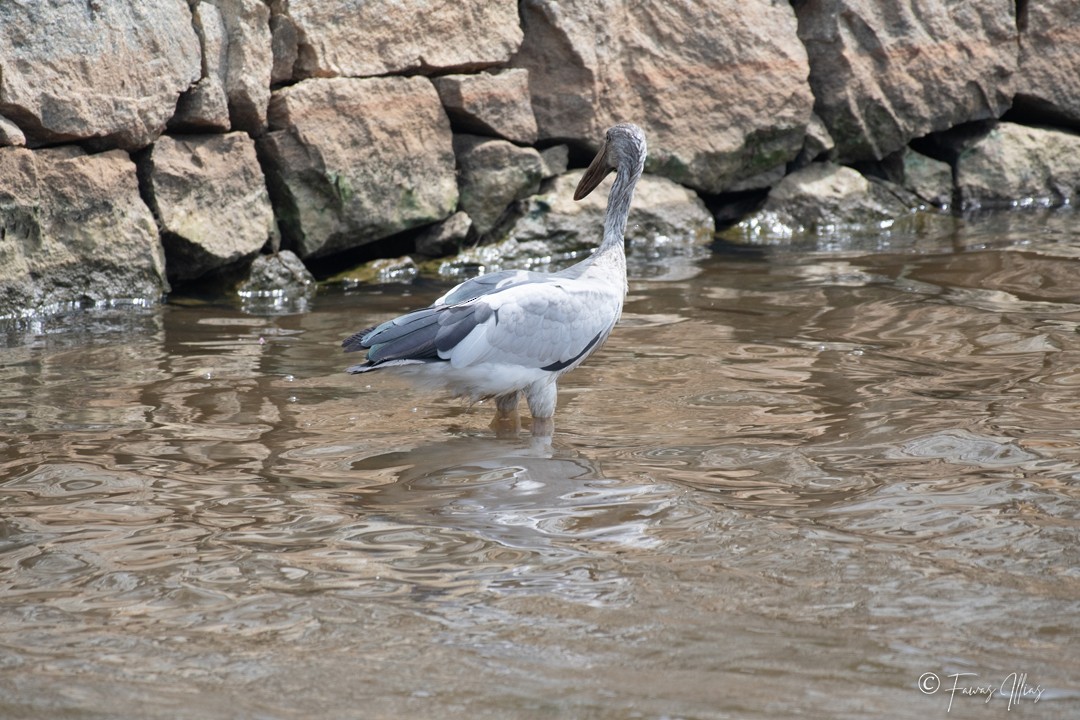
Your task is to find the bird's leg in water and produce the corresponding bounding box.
[526,381,557,438]
[530,416,554,438]
[490,392,521,438]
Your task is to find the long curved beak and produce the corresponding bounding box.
[574,140,612,201]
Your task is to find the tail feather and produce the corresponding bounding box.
[346,358,429,374]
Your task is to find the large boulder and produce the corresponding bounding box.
[956,123,1080,209]
[454,136,543,237]
[436,171,714,277]
[433,70,539,145]
[513,0,813,193]
[510,171,714,253]
[726,162,918,243]
[795,0,1017,163]
[143,133,275,282]
[280,0,522,78]
[1014,0,1080,125]
[259,76,458,259]
[0,147,165,317]
[0,0,201,150]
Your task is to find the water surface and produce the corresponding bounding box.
[2,212,1080,719]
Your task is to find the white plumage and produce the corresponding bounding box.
[343,123,648,437]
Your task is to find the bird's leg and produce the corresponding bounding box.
[490,392,521,438]
[525,381,557,438]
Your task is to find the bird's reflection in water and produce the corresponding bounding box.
[341,434,677,605]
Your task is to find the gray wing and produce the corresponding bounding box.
[344,277,621,373]
[443,280,621,371]
[434,268,554,306]
[342,301,494,366]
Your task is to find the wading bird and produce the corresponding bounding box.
[342,123,647,437]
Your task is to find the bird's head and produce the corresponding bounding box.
[574,123,647,201]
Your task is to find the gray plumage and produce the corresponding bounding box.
[343,123,648,437]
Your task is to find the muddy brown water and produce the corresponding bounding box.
[2,213,1080,719]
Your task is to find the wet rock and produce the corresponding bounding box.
[0,0,201,150]
[902,150,953,208]
[0,147,165,317]
[955,123,1080,209]
[260,76,457,259]
[237,250,315,314]
[795,0,1016,163]
[238,250,314,294]
[1014,0,1080,126]
[454,136,543,237]
[281,0,522,78]
[324,256,419,287]
[415,212,473,257]
[726,162,917,243]
[433,70,538,145]
[143,133,275,282]
[514,0,812,193]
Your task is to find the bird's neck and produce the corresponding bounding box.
[597,164,641,255]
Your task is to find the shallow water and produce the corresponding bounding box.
[3,212,1080,719]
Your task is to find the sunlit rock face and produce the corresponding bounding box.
[279,0,522,78]
[513,0,814,193]
[795,0,1017,163]
[1013,0,1080,127]
[259,76,458,260]
[0,0,201,150]
[143,133,276,281]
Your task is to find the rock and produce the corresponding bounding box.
[795,0,1017,163]
[216,0,274,134]
[143,133,275,282]
[513,0,812,193]
[0,147,165,317]
[1014,0,1080,126]
[539,145,569,179]
[260,76,458,259]
[956,123,1080,209]
[454,136,544,237]
[510,171,715,253]
[432,70,539,145]
[0,0,201,150]
[269,11,300,86]
[801,114,836,164]
[176,1,272,134]
[436,171,714,278]
[902,149,953,208]
[281,0,522,78]
[0,116,26,147]
[727,162,917,243]
[324,256,419,287]
[237,250,316,314]
[238,250,314,294]
[173,2,232,131]
[415,212,473,257]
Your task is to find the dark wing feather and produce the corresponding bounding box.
[342,300,494,367]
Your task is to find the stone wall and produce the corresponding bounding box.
[1,0,1078,317]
